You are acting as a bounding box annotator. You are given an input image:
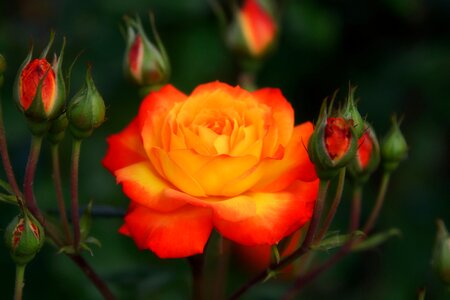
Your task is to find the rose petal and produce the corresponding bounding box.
[103,118,147,173]
[115,161,185,212]
[138,85,187,151]
[252,122,317,192]
[167,149,260,196]
[164,189,257,222]
[252,88,294,158]
[120,204,213,258]
[213,179,319,245]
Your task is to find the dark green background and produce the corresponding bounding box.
[0,0,449,299]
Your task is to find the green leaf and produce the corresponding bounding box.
[351,228,402,252]
[79,201,93,241]
[0,179,13,194]
[0,192,18,205]
[311,231,366,251]
[85,236,101,248]
[57,245,77,255]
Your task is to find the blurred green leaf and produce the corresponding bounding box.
[352,228,402,252]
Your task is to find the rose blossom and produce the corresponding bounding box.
[103,81,318,258]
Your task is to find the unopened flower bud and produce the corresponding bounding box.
[0,54,6,87]
[432,219,450,285]
[308,101,358,179]
[67,67,105,139]
[4,213,45,265]
[226,0,277,60]
[123,15,170,88]
[48,113,68,144]
[381,116,408,173]
[348,123,380,182]
[14,33,66,135]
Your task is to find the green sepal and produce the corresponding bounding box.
[39,31,55,59]
[432,219,450,285]
[271,244,281,264]
[263,269,280,283]
[342,84,365,138]
[79,201,93,241]
[310,230,365,252]
[13,46,33,113]
[48,113,68,144]
[351,228,401,252]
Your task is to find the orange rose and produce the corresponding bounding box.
[103,82,318,258]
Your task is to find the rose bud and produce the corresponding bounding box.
[14,33,66,135]
[308,101,358,180]
[4,213,45,265]
[67,67,105,139]
[226,0,277,60]
[123,15,170,88]
[0,54,6,87]
[348,123,380,183]
[381,116,408,173]
[432,219,450,285]
[48,112,68,145]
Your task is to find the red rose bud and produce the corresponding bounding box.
[342,85,365,138]
[67,67,105,139]
[48,112,68,144]
[14,33,66,134]
[432,219,450,285]
[381,116,408,173]
[226,0,277,59]
[4,213,45,265]
[123,15,170,88]
[348,123,380,182]
[308,101,357,179]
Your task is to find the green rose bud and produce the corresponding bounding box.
[4,213,45,265]
[381,116,408,173]
[67,67,105,139]
[432,219,450,286]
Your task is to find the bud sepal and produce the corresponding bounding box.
[381,116,408,173]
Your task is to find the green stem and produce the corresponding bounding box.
[0,95,22,199]
[188,254,205,300]
[14,264,26,300]
[70,139,82,250]
[349,184,363,232]
[23,135,44,223]
[51,144,72,243]
[214,237,230,300]
[315,168,346,241]
[362,172,391,234]
[229,180,329,300]
[237,70,257,91]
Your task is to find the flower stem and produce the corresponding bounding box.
[70,139,82,250]
[315,168,346,241]
[0,96,22,199]
[229,179,329,300]
[23,135,44,223]
[349,184,363,232]
[214,237,230,300]
[188,254,206,300]
[362,172,391,234]
[51,144,72,243]
[14,264,26,300]
[69,255,116,300]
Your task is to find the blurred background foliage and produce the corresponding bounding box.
[0,0,449,299]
